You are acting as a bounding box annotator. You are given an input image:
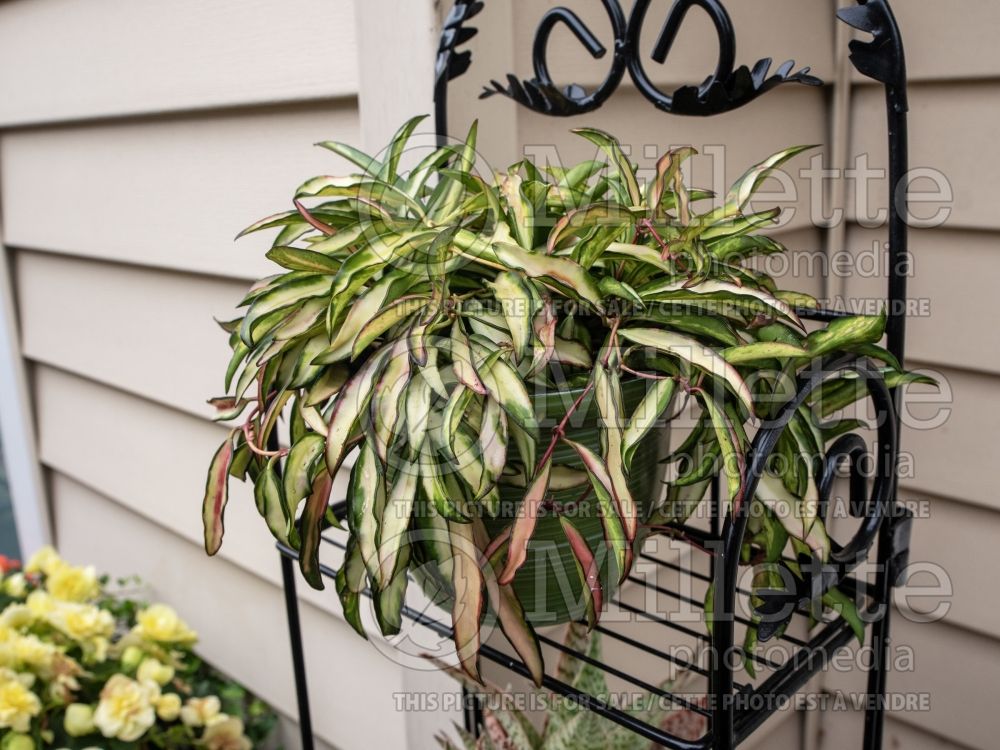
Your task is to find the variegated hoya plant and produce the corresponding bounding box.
[202,116,920,685]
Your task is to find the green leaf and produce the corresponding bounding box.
[696,389,745,512]
[805,309,886,358]
[240,276,333,346]
[404,373,433,460]
[379,463,419,584]
[348,441,385,584]
[325,348,390,476]
[202,434,235,555]
[485,541,544,687]
[266,246,341,274]
[371,338,411,462]
[572,128,641,206]
[619,327,754,413]
[352,296,430,361]
[450,519,484,682]
[478,397,508,500]
[823,587,865,644]
[562,438,628,583]
[472,342,539,441]
[336,537,368,639]
[713,144,815,219]
[310,271,402,364]
[493,241,604,310]
[316,140,383,175]
[299,470,334,589]
[256,456,289,545]
[450,321,488,395]
[283,433,325,514]
[594,359,637,541]
[622,377,676,467]
[755,473,830,562]
[722,341,809,365]
[488,271,539,362]
[640,279,803,328]
[419,440,469,522]
[378,114,428,183]
[374,544,410,637]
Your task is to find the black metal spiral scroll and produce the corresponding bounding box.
[435,0,823,122]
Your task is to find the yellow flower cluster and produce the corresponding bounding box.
[0,546,257,748]
[0,668,40,733]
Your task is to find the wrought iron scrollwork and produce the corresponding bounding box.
[434,0,486,141]
[717,355,898,647]
[473,0,821,117]
[837,0,907,111]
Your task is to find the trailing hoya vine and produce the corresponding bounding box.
[202,116,927,684]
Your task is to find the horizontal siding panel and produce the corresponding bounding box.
[32,364,351,619]
[509,0,835,87]
[0,0,358,126]
[897,365,996,511]
[896,491,1000,638]
[823,616,999,750]
[50,472,416,750]
[854,0,1000,83]
[17,251,246,420]
[841,226,1000,375]
[847,83,1000,231]
[820,712,972,750]
[2,104,360,279]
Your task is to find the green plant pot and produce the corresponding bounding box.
[480,378,669,625]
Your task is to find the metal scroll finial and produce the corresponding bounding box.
[472,0,822,118]
[837,0,908,111]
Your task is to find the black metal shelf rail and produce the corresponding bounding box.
[279,1,915,749]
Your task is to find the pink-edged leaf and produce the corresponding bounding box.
[526,300,557,377]
[562,438,628,583]
[299,470,334,590]
[293,198,336,235]
[450,321,488,395]
[450,520,484,683]
[594,358,637,542]
[325,348,390,476]
[202,433,236,555]
[499,458,552,585]
[485,541,544,687]
[559,516,603,629]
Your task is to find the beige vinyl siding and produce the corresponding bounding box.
[2,1,997,749]
[0,1,463,748]
[818,4,1000,749]
[0,0,358,126]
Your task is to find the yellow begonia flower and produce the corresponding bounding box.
[155,692,182,722]
[180,695,222,728]
[0,674,41,733]
[47,602,114,643]
[134,605,197,645]
[25,592,54,619]
[24,547,61,576]
[0,605,32,631]
[93,674,158,742]
[201,717,252,750]
[45,564,99,603]
[137,657,174,686]
[4,574,27,599]
[63,703,96,737]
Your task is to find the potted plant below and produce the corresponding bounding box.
[202,116,923,684]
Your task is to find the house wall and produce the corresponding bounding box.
[0,1,995,748]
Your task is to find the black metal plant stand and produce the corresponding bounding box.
[278,1,914,748]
